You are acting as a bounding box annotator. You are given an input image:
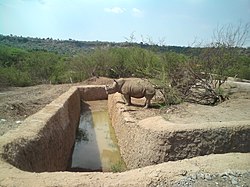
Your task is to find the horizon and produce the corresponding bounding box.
[1,0,250,47]
[2,33,250,49]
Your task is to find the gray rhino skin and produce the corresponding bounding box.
[105,78,155,108]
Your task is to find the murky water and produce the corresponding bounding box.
[70,100,126,172]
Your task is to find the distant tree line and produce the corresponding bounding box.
[0,25,249,105]
[3,34,249,56]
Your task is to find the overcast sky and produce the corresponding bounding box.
[0,0,249,46]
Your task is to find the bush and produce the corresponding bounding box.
[0,67,32,87]
[110,161,126,173]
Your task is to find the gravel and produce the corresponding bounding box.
[148,170,250,187]
[172,170,250,187]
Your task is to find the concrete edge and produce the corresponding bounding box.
[108,92,250,169]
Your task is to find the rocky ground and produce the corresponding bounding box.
[171,171,250,187]
[0,77,250,186]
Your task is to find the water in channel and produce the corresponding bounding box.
[70,100,126,172]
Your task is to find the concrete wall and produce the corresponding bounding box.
[108,93,250,169]
[0,85,107,172]
[78,85,108,101]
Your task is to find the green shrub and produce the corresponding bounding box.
[0,67,32,87]
[110,161,126,173]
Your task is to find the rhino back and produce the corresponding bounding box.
[120,79,155,98]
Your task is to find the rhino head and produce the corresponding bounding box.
[105,80,119,94]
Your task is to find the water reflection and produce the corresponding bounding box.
[70,100,126,172]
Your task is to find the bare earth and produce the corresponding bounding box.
[0,77,250,186]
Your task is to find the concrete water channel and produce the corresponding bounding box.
[69,100,126,172]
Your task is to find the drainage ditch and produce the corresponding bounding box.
[68,100,126,172]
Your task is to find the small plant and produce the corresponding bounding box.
[151,102,166,109]
[214,87,229,103]
[110,161,126,173]
[163,86,183,105]
[215,87,225,96]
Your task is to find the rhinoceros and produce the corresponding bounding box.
[105,78,156,108]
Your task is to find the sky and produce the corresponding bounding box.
[0,0,249,46]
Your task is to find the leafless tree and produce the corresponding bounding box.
[184,22,250,104]
[124,31,137,43]
[212,21,250,47]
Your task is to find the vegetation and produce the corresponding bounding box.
[0,34,211,56]
[0,24,249,106]
[110,161,126,173]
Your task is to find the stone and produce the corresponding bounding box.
[231,177,238,185]
[204,173,212,180]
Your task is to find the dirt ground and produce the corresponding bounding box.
[0,77,113,135]
[128,91,250,125]
[117,80,250,126]
[0,77,250,186]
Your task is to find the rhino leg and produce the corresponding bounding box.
[144,99,151,108]
[144,94,154,108]
[123,94,131,106]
